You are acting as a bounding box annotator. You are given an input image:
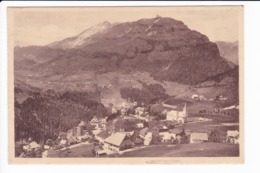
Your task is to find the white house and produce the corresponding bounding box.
[166,103,187,124]
[159,131,175,142]
[226,130,239,144]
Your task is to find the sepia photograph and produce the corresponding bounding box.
[8,6,243,164]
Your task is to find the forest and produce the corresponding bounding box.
[120,82,168,105]
[14,88,108,143]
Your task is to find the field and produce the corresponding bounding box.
[111,143,239,157]
[48,143,95,158]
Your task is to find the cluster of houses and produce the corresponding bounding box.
[18,101,240,158]
[191,94,229,102]
[199,107,239,116]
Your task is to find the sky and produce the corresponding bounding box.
[10,6,242,47]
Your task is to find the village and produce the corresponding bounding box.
[19,95,240,158]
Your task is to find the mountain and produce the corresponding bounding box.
[15,17,234,88]
[216,41,239,65]
[48,21,113,49]
[14,16,239,108]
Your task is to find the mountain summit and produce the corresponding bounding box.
[48,21,113,49]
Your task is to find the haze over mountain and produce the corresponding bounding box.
[14,16,239,106]
[216,41,239,65]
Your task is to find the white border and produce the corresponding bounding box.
[1,1,260,173]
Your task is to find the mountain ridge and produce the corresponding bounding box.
[14,16,238,93]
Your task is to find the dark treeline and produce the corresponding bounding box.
[14,88,107,143]
[120,82,168,105]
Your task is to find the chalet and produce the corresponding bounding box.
[104,133,134,152]
[190,133,208,143]
[166,103,187,124]
[226,130,239,144]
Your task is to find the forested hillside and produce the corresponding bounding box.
[15,88,107,143]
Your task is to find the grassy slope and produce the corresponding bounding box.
[48,144,95,158]
[113,143,239,157]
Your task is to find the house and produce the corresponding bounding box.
[99,117,108,130]
[226,130,239,144]
[136,122,144,128]
[144,132,152,145]
[191,94,199,100]
[166,103,187,124]
[90,117,99,129]
[104,133,134,152]
[92,129,102,137]
[135,107,145,116]
[59,139,69,147]
[190,133,208,143]
[95,130,110,144]
[120,108,127,116]
[23,141,41,151]
[159,129,175,143]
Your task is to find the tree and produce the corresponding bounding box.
[46,139,54,147]
[209,129,221,142]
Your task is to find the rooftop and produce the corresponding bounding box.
[104,133,127,146]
